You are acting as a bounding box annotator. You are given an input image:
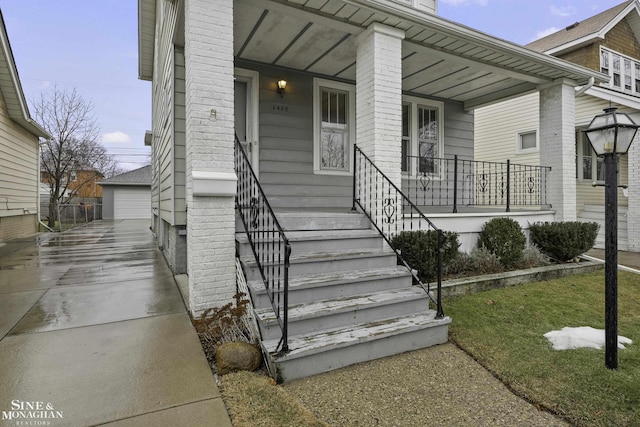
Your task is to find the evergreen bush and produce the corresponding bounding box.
[477,217,526,268]
[529,221,599,262]
[470,247,505,274]
[390,230,460,282]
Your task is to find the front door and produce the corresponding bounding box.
[235,69,260,176]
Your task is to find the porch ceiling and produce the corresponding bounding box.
[235,0,608,109]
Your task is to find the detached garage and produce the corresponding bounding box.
[99,166,151,219]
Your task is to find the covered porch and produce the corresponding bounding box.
[227,0,605,219]
[137,0,607,313]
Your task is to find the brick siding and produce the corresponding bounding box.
[0,214,37,242]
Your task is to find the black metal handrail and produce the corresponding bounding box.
[403,155,551,213]
[352,145,444,318]
[234,137,291,353]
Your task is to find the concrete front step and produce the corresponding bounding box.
[236,229,384,257]
[274,211,371,231]
[262,312,451,382]
[256,287,429,341]
[241,248,398,280]
[248,266,412,309]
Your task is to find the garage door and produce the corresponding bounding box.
[113,187,151,219]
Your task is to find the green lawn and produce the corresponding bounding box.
[445,270,640,427]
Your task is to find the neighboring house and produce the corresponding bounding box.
[40,169,104,199]
[139,0,604,381]
[475,0,640,252]
[98,165,151,220]
[0,9,50,242]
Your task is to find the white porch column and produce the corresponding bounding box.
[539,81,576,221]
[628,140,640,251]
[356,23,405,186]
[184,0,236,314]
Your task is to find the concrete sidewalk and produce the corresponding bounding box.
[586,248,640,272]
[0,220,232,426]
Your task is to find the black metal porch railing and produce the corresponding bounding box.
[403,155,551,213]
[352,145,444,318]
[234,137,291,353]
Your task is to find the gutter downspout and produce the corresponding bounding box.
[576,77,595,97]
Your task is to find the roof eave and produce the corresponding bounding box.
[351,0,606,86]
[138,0,155,81]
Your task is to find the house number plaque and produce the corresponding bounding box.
[272,103,289,113]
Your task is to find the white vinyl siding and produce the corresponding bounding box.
[0,95,39,217]
[475,92,540,165]
[114,187,152,219]
[151,0,185,226]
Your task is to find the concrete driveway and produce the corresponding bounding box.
[0,220,231,426]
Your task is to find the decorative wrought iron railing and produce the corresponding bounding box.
[352,145,444,318]
[403,155,551,213]
[235,137,291,353]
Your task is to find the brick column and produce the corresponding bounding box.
[356,23,405,186]
[356,23,404,226]
[628,139,640,251]
[184,0,236,314]
[539,81,576,221]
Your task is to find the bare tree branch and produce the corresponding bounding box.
[33,86,119,227]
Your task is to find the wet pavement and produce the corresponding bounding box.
[0,220,231,427]
[586,248,640,271]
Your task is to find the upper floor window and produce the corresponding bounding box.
[69,171,77,182]
[600,47,640,96]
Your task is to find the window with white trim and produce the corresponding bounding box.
[517,130,538,153]
[600,47,640,96]
[69,171,77,182]
[576,130,604,182]
[313,79,355,174]
[401,96,444,176]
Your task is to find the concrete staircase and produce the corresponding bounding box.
[236,211,450,382]
[578,205,628,251]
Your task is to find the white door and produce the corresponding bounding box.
[114,187,152,219]
[235,69,259,175]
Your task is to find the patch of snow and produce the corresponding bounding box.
[544,326,633,351]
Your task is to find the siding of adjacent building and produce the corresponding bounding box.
[0,94,38,241]
[475,16,640,215]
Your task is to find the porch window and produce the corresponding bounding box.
[401,103,411,173]
[576,130,604,182]
[401,96,443,176]
[313,79,355,175]
[517,130,537,153]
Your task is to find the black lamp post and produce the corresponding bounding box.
[583,106,639,370]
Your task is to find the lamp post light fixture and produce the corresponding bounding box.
[583,106,639,370]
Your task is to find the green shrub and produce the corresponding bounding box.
[515,245,551,269]
[470,247,505,275]
[529,221,599,262]
[390,230,460,282]
[477,217,526,268]
[445,251,474,277]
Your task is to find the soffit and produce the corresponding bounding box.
[234,0,606,109]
